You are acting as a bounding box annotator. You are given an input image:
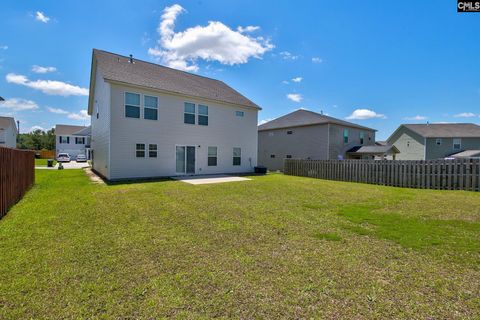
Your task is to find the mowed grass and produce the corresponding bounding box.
[34,158,56,167]
[0,170,479,318]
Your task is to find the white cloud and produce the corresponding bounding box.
[258,118,272,125]
[6,73,88,96]
[47,107,90,121]
[346,109,386,120]
[287,93,303,102]
[35,11,50,23]
[28,125,46,132]
[148,4,273,72]
[454,112,476,118]
[0,45,7,50]
[0,98,39,111]
[281,80,289,84]
[237,26,260,33]
[67,110,89,121]
[312,57,323,63]
[291,77,302,83]
[47,107,69,114]
[32,65,57,74]
[403,115,428,121]
[280,51,298,60]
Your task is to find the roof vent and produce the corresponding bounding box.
[129,54,134,64]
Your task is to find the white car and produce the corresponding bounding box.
[76,154,87,162]
[57,153,71,162]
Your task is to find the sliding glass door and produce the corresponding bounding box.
[175,146,195,174]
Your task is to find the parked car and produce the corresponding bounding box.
[76,154,87,162]
[57,153,71,162]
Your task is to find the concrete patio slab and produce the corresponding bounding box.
[172,174,251,185]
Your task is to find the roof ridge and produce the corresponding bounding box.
[93,48,226,84]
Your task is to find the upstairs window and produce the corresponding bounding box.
[136,143,145,158]
[233,147,241,166]
[184,103,195,124]
[198,105,208,126]
[144,96,158,120]
[236,111,244,117]
[270,154,275,158]
[343,129,349,143]
[286,155,292,159]
[59,136,69,144]
[208,146,217,166]
[287,130,293,135]
[75,137,85,144]
[125,92,140,118]
[453,138,461,150]
[436,138,442,146]
[359,132,364,144]
[149,144,157,158]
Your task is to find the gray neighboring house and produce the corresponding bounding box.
[387,123,480,160]
[258,109,378,171]
[88,49,260,180]
[0,116,17,148]
[55,124,91,159]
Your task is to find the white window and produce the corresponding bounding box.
[198,105,208,126]
[59,136,69,144]
[436,138,442,146]
[136,144,145,158]
[144,96,158,120]
[208,146,217,166]
[75,137,85,144]
[125,92,141,118]
[233,147,241,166]
[453,138,461,150]
[235,111,244,117]
[149,144,157,158]
[184,102,195,124]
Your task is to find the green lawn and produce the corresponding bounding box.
[34,158,56,167]
[1,170,479,318]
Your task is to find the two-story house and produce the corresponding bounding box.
[88,49,260,181]
[258,109,380,170]
[0,116,17,148]
[387,123,480,160]
[55,124,91,160]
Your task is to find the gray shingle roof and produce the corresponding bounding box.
[403,123,480,138]
[347,145,399,154]
[92,49,259,109]
[258,109,376,132]
[55,124,88,136]
[449,150,480,158]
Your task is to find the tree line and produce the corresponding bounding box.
[17,129,55,150]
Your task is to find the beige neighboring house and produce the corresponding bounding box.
[387,123,480,160]
[258,109,382,171]
[88,49,260,180]
[55,125,91,160]
[0,116,18,148]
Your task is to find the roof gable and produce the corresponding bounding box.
[258,109,376,132]
[398,123,480,138]
[89,49,259,113]
[0,117,17,132]
[55,124,89,136]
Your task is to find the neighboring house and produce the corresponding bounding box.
[387,123,480,160]
[0,116,17,148]
[55,124,91,159]
[88,49,260,180]
[257,109,378,170]
[448,150,480,159]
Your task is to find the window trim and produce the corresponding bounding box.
[144,95,159,121]
[198,104,209,126]
[125,91,142,119]
[75,137,85,145]
[59,136,69,144]
[184,102,196,125]
[208,146,217,166]
[453,138,462,150]
[148,144,158,158]
[233,147,241,166]
[136,143,146,158]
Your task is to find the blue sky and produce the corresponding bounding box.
[0,0,479,139]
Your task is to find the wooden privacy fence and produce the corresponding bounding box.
[284,159,480,191]
[0,147,35,218]
[38,150,55,159]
